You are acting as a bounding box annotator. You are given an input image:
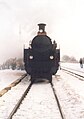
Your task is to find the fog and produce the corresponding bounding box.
[0,0,84,64]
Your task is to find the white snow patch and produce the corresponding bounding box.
[0,69,26,90]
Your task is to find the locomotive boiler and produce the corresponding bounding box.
[24,23,60,82]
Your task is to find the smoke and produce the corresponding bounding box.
[0,0,82,63]
[0,1,11,10]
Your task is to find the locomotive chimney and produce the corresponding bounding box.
[37,23,47,35]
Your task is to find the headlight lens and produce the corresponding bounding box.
[50,56,54,59]
[29,56,33,59]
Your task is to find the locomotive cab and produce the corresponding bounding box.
[24,23,60,83]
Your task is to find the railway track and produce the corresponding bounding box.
[61,66,84,81]
[1,69,82,119]
[0,71,64,119]
[0,73,67,119]
[51,82,65,119]
[7,82,32,119]
[6,80,65,119]
[0,75,30,119]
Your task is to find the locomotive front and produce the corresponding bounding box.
[24,23,60,82]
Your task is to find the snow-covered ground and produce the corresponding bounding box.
[61,62,84,72]
[0,63,84,119]
[0,76,30,119]
[53,69,84,119]
[0,69,26,91]
[0,63,83,91]
[13,83,62,119]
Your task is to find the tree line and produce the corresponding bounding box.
[61,55,84,63]
[0,58,24,70]
[0,55,84,70]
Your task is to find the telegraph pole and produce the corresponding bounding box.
[19,24,21,41]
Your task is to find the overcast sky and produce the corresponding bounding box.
[0,0,84,64]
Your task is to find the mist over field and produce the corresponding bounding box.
[0,0,84,64]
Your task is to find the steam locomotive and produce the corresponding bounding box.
[24,23,60,83]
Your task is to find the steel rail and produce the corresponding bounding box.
[61,67,84,81]
[51,82,66,119]
[7,82,33,119]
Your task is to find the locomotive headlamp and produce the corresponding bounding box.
[50,56,54,59]
[39,29,43,33]
[29,56,33,59]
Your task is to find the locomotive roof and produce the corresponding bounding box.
[32,35,52,45]
[31,35,52,51]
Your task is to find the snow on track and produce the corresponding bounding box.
[53,70,84,119]
[13,83,62,119]
[0,76,30,119]
[0,66,84,119]
[0,70,26,91]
